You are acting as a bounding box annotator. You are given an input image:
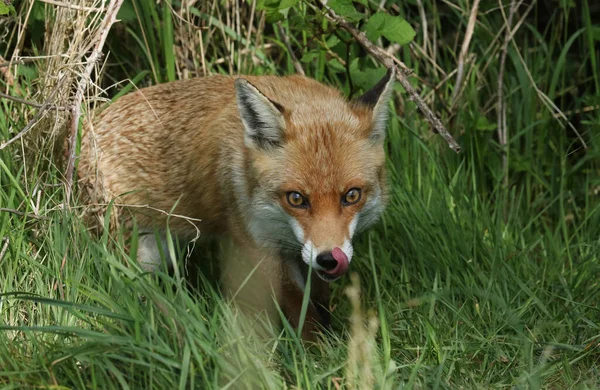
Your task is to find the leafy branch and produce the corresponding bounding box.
[260,0,461,153]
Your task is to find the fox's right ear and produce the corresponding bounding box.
[357,67,396,143]
[235,78,286,150]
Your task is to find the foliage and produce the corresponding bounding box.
[0,0,599,388]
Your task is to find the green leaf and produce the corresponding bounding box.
[265,9,285,23]
[301,51,319,63]
[0,2,16,16]
[258,0,298,11]
[278,0,299,9]
[363,12,416,45]
[327,0,365,22]
[349,58,387,91]
[328,58,346,72]
[289,15,309,30]
[16,66,38,80]
[325,35,340,49]
[475,115,497,131]
[364,12,386,41]
[258,0,298,23]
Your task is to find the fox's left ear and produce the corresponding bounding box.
[357,67,396,142]
[235,78,286,150]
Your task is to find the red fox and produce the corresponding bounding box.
[79,68,395,340]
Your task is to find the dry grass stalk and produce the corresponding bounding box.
[174,0,265,77]
[0,0,128,234]
[345,273,381,389]
[0,91,67,111]
[175,0,208,78]
[414,0,429,59]
[451,0,481,106]
[64,0,125,204]
[37,0,91,149]
[1,0,117,160]
[38,0,102,12]
[497,0,518,187]
[0,237,9,263]
[0,81,65,150]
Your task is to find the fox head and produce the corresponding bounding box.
[234,69,395,282]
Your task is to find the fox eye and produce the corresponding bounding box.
[287,191,308,208]
[343,188,361,206]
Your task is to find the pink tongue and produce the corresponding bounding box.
[325,247,349,277]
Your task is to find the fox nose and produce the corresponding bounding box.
[316,252,338,271]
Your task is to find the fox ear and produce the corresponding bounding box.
[235,78,285,150]
[357,67,396,142]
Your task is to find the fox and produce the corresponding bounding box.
[78,68,396,340]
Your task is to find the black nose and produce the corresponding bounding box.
[316,252,338,270]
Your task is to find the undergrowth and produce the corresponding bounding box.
[1,0,599,388]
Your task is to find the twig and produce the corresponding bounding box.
[451,0,480,105]
[497,0,518,186]
[81,202,203,224]
[0,92,67,111]
[0,55,69,68]
[0,58,37,68]
[213,43,274,65]
[38,0,103,12]
[0,208,51,221]
[318,0,461,153]
[0,237,8,263]
[0,81,64,150]
[64,0,125,205]
[553,104,600,118]
[277,22,305,76]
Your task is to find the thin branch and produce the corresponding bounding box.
[64,0,125,205]
[277,22,305,76]
[76,201,203,232]
[451,0,480,105]
[0,92,67,111]
[0,208,50,221]
[0,81,64,150]
[553,104,600,118]
[0,58,38,68]
[317,0,461,153]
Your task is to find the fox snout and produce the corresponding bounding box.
[316,248,350,279]
[301,238,354,282]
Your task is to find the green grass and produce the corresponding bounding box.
[1,0,600,388]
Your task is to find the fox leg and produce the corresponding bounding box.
[219,241,284,337]
[219,241,331,340]
[279,262,331,341]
